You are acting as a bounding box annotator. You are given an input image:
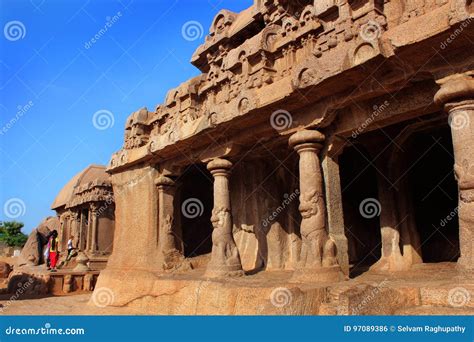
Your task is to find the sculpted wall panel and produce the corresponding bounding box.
[230,156,301,271]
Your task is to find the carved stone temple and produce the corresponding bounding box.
[51,164,115,269]
[13,165,115,295]
[91,0,474,314]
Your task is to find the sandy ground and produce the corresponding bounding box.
[0,293,137,315]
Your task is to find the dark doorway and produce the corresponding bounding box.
[179,164,214,258]
[406,126,459,262]
[340,144,382,274]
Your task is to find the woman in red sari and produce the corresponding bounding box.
[49,230,59,272]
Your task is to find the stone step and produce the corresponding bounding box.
[420,285,474,308]
[318,302,338,315]
[326,285,353,302]
[395,305,474,315]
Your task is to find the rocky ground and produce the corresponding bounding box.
[1,262,473,315]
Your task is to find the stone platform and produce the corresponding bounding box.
[6,266,100,296]
[89,262,474,315]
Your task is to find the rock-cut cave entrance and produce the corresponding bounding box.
[402,125,459,263]
[179,163,214,259]
[339,143,382,276]
[339,121,460,276]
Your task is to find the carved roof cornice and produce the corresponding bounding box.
[108,0,471,173]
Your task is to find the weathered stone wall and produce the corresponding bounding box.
[231,155,301,271]
[106,165,160,270]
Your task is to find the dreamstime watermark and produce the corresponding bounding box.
[351,279,388,314]
[84,12,123,49]
[0,100,34,136]
[352,101,389,138]
[92,109,115,130]
[181,198,204,219]
[359,198,381,219]
[5,323,85,336]
[4,20,26,41]
[448,287,471,308]
[181,20,204,41]
[448,111,470,130]
[91,287,115,308]
[270,287,293,308]
[440,17,473,50]
[172,281,212,313]
[439,206,459,228]
[262,189,299,228]
[0,277,34,313]
[270,109,293,131]
[3,198,26,219]
[359,20,382,42]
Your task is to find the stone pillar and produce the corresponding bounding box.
[435,71,474,271]
[71,211,80,250]
[79,210,87,251]
[205,158,244,277]
[86,208,92,252]
[155,175,186,270]
[78,211,83,250]
[90,203,99,253]
[289,130,343,282]
[371,159,407,271]
[58,216,66,252]
[322,136,350,275]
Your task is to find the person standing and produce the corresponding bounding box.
[66,235,75,262]
[48,230,60,272]
[44,239,51,270]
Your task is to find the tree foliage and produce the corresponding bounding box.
[0,221,28,247]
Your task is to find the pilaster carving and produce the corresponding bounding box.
[155,175,190,272]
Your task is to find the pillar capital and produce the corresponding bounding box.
[90,202,99,214]
[434,71,474,111]
[289,129,325,153]
[207,158,232,175]
[70,210,79,221]
[154,175,175,188]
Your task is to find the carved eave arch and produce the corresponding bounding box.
[209,9,238,38]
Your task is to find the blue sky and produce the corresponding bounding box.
[0,0,253,233]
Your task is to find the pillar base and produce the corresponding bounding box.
[162,249,192,272]
[73,252,90,272]
[205,264,245,278]
[369,255,411,272]
[456,258,474,278]
[291,265,344,283]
